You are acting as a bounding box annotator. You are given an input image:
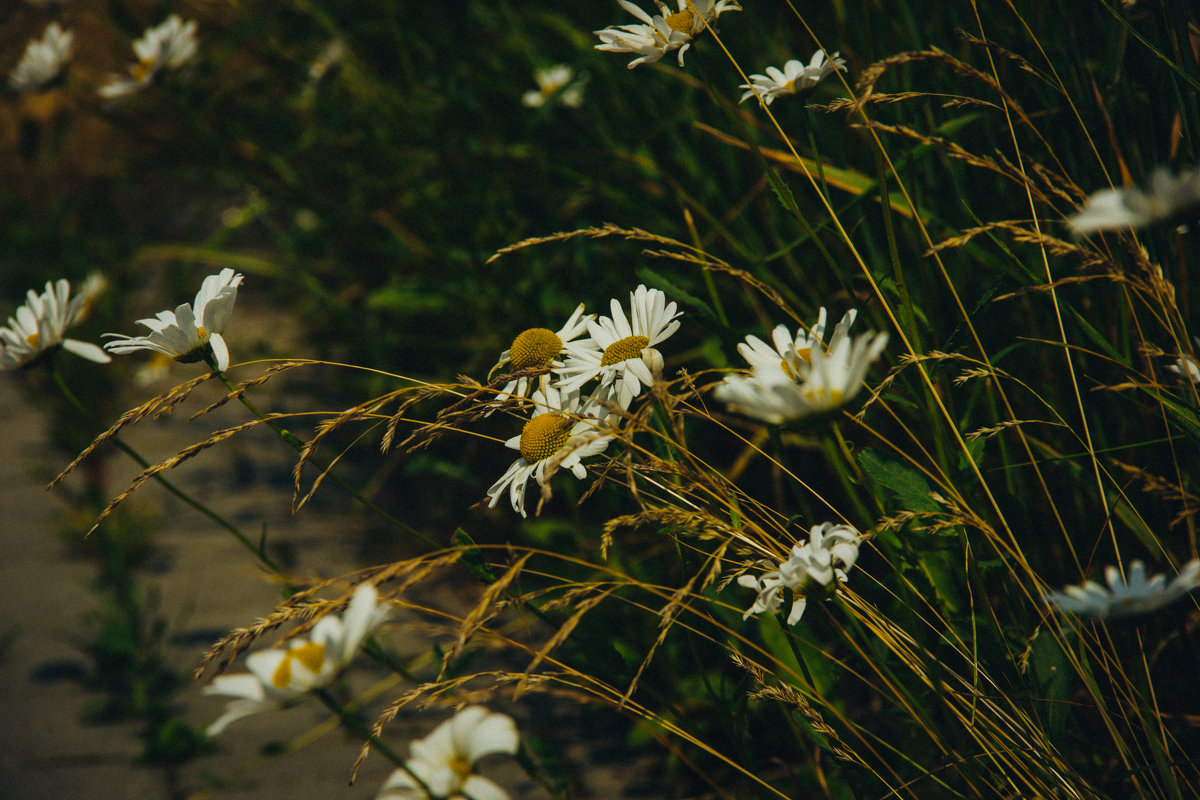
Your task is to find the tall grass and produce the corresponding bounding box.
[4,0,1200,797]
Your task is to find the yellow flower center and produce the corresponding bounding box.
[803,386,844,407]
[25,332,40,349]
[665,9,696,33]
[271,641,327,688]
[519,413,572,463]
[131,58,156,82]
[450,755,472,781]
[600,335,649,367]
[197,325,209,344]
[780,347,813,381]
[509,328,563,370]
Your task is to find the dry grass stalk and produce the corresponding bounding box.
[195,574,367,678]
[85,416,285,536]
[1111,458,1199,530]
[48,371,216,489]
[190,360,310,420]
[619,578,701,707]
[519,587,615,689]
[730,651,863,766]
[486,222,703,264]
[439,554,532,675]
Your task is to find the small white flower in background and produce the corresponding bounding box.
[204,583,389,735]
[556,284,682,410]
[300,39,345,105]
[8,22,73,92]
[739,50,846,106]
[103,268,243,371]
[486,386,613,518]
[1043,559,1200,619]
[489,303,592,405]
[1167,339,1200,384]
[522,64,584,109]
[1,279,111,370]
[738,522,862,625]
[594,0,740,69]
[1067,165,1200,235]
[377,706,519,800]
[98,15,198,99]
[714,308,887,424]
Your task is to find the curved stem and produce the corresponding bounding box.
[210,366,439,550]
[50,361,285,577]
[312,688,413,774]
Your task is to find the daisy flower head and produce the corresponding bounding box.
[1043,559,1200,620]
[489,303,592,405]
[98,15,198,100]
[1068,165,1200,235]
[104,268,243,371]
[522,64,584,109]
[377,706,519,800]
[555,284,682,410]
[486,386,614,518]
[8,22,74,92]
[738,522,862,625]
[714,308,888,424]
[739,49,846,106]
[1169,350,1200,384]
[204,583,389,735]
[1,279,111,371]
[594,0,740,69]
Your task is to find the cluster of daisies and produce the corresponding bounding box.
[483,285,680,517]
[204,583,522,800]
[7,14,197,98]
[593,0,845,106]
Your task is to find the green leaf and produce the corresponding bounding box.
[858,449,940,512]
[451,529,496,583]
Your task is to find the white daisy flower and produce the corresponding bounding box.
[489,303,592,404]
[738,522,862,625]
[714,308,887,424]
[555,284,682,410]
[204,584,389,735]
[1,279,111,370]
[103,268,243,372]
[1068,165,1200,235]
[377,706,519,800]
[8,22,73,92]
[1167,338,1200,384]
[521,64,584,108]
[594,0,740,69]
[98,15,198,99]
[733,307,831,376]
[486,386,613,518]
[739,49,846,106]
[1043,559,1200,619]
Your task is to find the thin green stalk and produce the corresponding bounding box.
[208,364,439,550]
[312,688,412,773]
[49,360,285,576]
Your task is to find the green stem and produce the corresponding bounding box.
[209,366,440,550]
[49,361,285,576]
[312,688,413,774]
